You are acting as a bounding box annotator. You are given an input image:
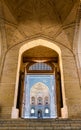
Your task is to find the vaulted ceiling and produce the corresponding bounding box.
[2,0,80,49]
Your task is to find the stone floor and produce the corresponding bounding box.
[0,119,81,130]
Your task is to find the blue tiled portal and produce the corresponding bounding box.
[22,75,57,118]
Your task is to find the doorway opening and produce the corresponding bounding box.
[17,46,63,118]
[38,110,42,118]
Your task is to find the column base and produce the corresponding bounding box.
[61,105,68,118]
[11,107,19,119]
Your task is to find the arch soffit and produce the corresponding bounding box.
[19,39,61,56]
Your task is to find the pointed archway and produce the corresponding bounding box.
[11,39,68,119]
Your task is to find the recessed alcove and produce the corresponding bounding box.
[12,39,67,119]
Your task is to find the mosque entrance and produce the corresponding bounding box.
[38,110,42,118]
[16,45,63,119]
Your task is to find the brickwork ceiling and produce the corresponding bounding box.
[2,0,79,50]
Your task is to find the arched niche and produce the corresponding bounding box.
[11,39,68,119]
